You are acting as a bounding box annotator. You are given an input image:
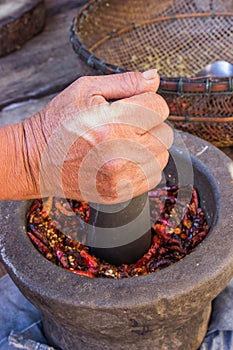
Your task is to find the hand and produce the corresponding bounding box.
[0,70,173,202]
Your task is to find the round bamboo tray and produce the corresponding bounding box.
[70,0,233,147]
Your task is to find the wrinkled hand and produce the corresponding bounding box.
[23,70,173,203]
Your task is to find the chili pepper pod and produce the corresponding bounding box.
[26,184,210,279]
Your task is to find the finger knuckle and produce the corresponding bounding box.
[76,75,89,87]
[102,158,122,177]
[76,76,95,94]
[122,72,139,94]
[155,94,170,118]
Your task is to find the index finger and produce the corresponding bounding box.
[81,70,160,107]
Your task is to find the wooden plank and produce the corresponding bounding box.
[0,0,46,57]
[0,0,95,109]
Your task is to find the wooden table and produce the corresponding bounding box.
[0,0,232,277]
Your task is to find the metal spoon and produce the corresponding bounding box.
[195,60,233,78]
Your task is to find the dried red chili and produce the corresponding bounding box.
[26,184,210,278]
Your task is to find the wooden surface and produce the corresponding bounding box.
[0,0,93,109]
[0,0,46,57]
[0,0,232,277]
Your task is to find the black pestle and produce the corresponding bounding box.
[86,193,152,266]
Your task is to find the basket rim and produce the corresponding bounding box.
[70,0,233,94]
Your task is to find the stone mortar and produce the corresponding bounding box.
[0,131,233,350]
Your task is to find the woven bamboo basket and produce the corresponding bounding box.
[70,0,233,147]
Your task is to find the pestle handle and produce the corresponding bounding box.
[87,193,152,265]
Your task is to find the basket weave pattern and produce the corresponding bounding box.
[71,0,233,147]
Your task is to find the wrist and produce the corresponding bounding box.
[0,112,47,200]
[21,111,48,199]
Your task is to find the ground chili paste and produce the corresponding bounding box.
[26,184,209,278]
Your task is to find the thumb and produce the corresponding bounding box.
[86,69,159,105]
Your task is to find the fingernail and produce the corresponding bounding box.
[142,69,157,80]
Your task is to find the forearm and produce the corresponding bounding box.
[0,118,42,200]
